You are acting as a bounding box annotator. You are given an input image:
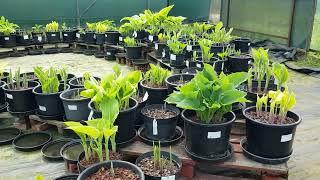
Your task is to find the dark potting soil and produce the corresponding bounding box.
[144,81,167,89]
[144,108,177,119]
[138,157,178,177]
[190,115,228,124]
[85,167,139,180]
[80,151,123,168]
[246,111,296,125]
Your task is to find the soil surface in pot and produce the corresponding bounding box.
[190,115,229,124]
[171,79,190,86]
[86,167,139,180]
[143,81,166,88]
[144,107,177,119]
[80,151,123,168]
[246,111,296,125]
[138,157,178,177]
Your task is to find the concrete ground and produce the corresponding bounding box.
[0,53,319,180]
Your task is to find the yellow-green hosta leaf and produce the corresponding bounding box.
[103,126,118,138]
[67,126,100,139]
[64,121,83,127]
[80,89,95,98]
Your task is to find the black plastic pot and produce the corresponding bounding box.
[126,46,143,59]
[140,80,168,104]
[162,45,170,62]
[105,31,120,45]
[245,80,276,106]
[170,53,185,67]
[154,43,166,58]
[210,43,229,57]
[165,74,194,94]
[76,32,85,43]
[88,98,138,143]
[148,35,158,43]
[135,96,148,128]
[227,54,252,72]
[60,88,90,121]
[60,140,83,173]
[136,151,181,180]
[68,77,100,89]
[95,33,105,45]
[16,34,32,46]
[232,38,250,53]
[0,34,16,48]
[54,174,78,180]
[3,81,39,112]
[182,110,236,159]
[31,32,45,44]
[78,160,144,180]
[134,30,147,40]
[196,57,224,72]
[84,31,95,44]
[243,106,301,158]
[33,84,70,117]
[141,104,180,141]
[19,72,38,82]
[46,32,61,44]
[104,48,118,60]
[0,81,6,106]
[62,30,76,43]
[185,44,200,59]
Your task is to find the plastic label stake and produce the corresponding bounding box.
[162,50,166,58]
[187,45,192,51]
[4,37,9,41]
[170,54,176,61]
[119,36,123,41]
[68,105,78,111]
[88,110,94,120]
[106,52,111,55]
[161,175,175,180]
[39,105,47,112]
[281,134,292,142]
[153,119,158,135]
[51,34,56,37]
[133,31,137,38]
[186,60,189,67]
[76,33,80,38]
[64,34,68,37]
[143,91,149,102]
[38,36,42,41]
[196,63,202,68]
[6,93,13,99]
[148,35,153,42]
[155,43,158,50]
[105,34,108,37]
[23,35,29,40]
[207,131,221,139]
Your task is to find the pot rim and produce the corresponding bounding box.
[141,104,180,120]
[3,81,39,92]
[243,106,302,127]
[182,109,236,127]
[32,84,70,95]
[165,74,194,87]
[140,79,168,90]
[60,88,90,101]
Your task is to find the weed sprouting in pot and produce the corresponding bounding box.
[144,64,171,88]
[110,161,115,176]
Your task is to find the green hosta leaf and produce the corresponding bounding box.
[226,72,248,87]
[103,126,118,138]
[67,126,100,139]
[80,89,95,98]
[99,98,119,123]
[221,90,247,105]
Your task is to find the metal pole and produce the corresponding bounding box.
[76,0,80,27]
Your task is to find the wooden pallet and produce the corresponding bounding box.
[120,124,288,180]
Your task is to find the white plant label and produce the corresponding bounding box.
[38,36,42,41]
[155,43,158,50]
[281,134,292,142]
[23,35,29,40]
[207,131,221,139]
[51,34,56,37]
[148,35,153,42]
[6,93,13,99]
[76,33,80,38]
[133,31,137,38]
[186,45,192,51]
[248,43,251,46]
[39,105,47,112]
[106,52,111,55]
[186,60,189,67]
[93,34,96,39]
[64,34,68,37]
[119,36,123,41]
[161,176,175,180]
[143,91,149,101]
[185,72,189,74]
[105,34,108,37]
[274,78,279,85]
[248,60,251,65]
[88,110,94,120]
[196,63,202,68]
[153,119,158,135]
[4,37,9,41]
[170,54,176,61]
[162,50,166,58]
[68,105,78,111]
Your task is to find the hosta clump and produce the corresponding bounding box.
[124,37,138,47]
[144,64,171,88]
[198,38,214,62]
[166,64,248,123]
[34,66,60,93]
[7,68,28,90]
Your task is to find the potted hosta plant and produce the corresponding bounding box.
[100,20,120,45]
[78,161,144,180]
[31,24,45,45]
[33,67,70,118]
[84,22,96,44]
[167,33,187,67]
[65,93,122,172]
[154,33,169,58]
[94,22,107,45]
[196,38,220,70]
[81,65,142,144]
[118,22,133,45]
[61,23,76,43]
[140,64,171,104]
[124,37,142,59]
[141,104,180,140]
[166,64,248,161]
[207,22,233,56]
[136,142,181,179]
[45,21,61,43]
[243,88,301,161]
[165,73,195,94]
[76,27,85,43]
[232,37,251,53]
[121,14,147,40]
[16,30,32,46]
[3,68,39,113]
[0,16,19,48]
